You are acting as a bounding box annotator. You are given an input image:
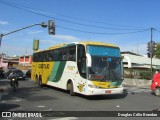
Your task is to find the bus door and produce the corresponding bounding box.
[77,45,87,79]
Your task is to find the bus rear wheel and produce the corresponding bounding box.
[35,76,39,85]
[67,82,75,96]
[39,77,43,87]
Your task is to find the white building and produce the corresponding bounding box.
[122,52,160,69]
[121,52,160,79]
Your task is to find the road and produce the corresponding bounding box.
[0,79,160,120]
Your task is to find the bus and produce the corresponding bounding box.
[31,41,124,96]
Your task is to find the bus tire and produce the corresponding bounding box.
[35,76,39,85]
[39,77,43,87]
[67,82,75,96]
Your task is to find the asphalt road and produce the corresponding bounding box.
[0,79,160,120]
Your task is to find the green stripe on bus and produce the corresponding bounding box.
[110,81,122,86]
[48,61,66,82]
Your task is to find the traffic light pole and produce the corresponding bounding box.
[0,22,47,46]
[2,24,42,37]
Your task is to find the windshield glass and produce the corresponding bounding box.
[88,56,123,81]
[87,45,123,81]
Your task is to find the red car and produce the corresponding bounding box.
[151,72,160,96]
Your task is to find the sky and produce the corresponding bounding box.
[1,0,160,56]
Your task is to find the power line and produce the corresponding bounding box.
[154,28,160,33]
[0,0,148,31]
[56,25,150,35]
[0,0,148,29]
[0,0,150,35]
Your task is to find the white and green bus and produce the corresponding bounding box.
[31,41,124,96]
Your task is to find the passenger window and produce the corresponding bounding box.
[68,46,76,61]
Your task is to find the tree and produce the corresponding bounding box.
[154,43,160,59]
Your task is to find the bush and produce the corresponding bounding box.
[139,72,151,80]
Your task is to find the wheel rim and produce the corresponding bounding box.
[155,88,160,96]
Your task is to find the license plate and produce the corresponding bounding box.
[105,90,111,93]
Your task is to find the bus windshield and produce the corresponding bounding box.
[87,45,123,81]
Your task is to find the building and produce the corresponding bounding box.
[121,51,160,78]
[18,55,32,70]
[0,53,8,69]
[2,57,19,69]
[0,53,32,71]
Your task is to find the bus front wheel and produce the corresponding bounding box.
[67,82,75,96]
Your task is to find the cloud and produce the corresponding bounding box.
[0,20,9,25]
[51,35,80,41]
[40,39,57,44]
[28,30,43,34]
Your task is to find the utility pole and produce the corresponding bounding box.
[150,27,155,78]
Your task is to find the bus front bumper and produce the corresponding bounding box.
[87,87,124,96]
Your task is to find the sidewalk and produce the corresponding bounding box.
[122,78,152,88]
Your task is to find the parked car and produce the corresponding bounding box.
[26,69,31,78]
[151,72,160,96]
[7,69,26,80]
[16,70,26,80]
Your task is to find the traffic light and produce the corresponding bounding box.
[48,20,55,35]
[147,52,151,58]
[147,41,156,58]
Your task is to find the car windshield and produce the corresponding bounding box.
[16,70,23,74]
[88,56,123,81]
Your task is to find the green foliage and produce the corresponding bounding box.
[139,71,151,80]
[154,43,160,59]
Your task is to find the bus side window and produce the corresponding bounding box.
[68,46,76,61]
[39,52,44,62]
[53,50,59,61]
[77,45,86,78]
[45,50,53,61]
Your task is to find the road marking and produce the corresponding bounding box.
[37,105,46,108]
[50,117,78,120]
[116,105,120,108]
[12,99,22,102]
[0,100,6,103]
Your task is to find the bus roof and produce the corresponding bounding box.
[78,41,118,48]
[34,41,119,53]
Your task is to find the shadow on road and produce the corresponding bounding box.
[0,103,20,111]
[1,79,128,103]
[80,91,128,100]
[0,80,57,104]
[7,85,57,102]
